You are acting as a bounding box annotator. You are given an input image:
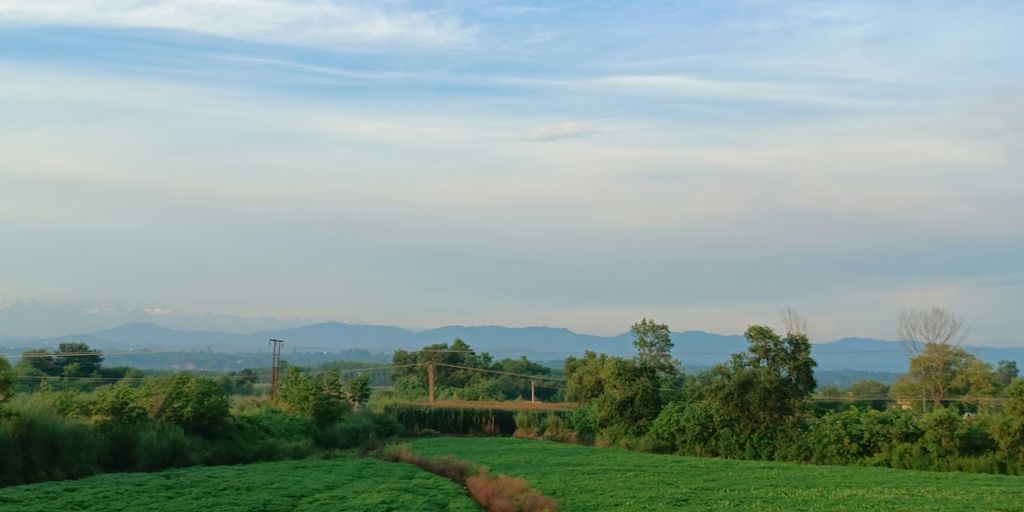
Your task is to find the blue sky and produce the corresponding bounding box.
[1,1,1022,343]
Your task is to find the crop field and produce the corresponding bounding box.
[412,437,1024,512]
[0,457,478,512]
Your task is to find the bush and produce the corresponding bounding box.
[315,412,400,450]
[569,404,598,445]
[0,393,401,488]
[382,403,566,435]
[646,401,722,456]
[129,422,192,470]
[93,384,148,424]
[513,412,577,443]
[0,408,99,486]
[145,375,230,436]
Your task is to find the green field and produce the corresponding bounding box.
[0,457,478,512]
[5,438,1024,511]
[412,437,1024,512]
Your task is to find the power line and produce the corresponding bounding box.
[434,363,566,383]
[9,362,427,382]
[331,362,425,374]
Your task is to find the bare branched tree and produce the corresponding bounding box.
[780,308,808,337]
[898,307,968,354]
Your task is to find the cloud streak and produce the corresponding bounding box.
[0,0,476,49]
[523,122,602,142]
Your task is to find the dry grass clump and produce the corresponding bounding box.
[380,443,559,512]
[381,444,475,483]
[465,473,559,512]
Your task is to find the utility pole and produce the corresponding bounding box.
[531,380,536,403]
[427,362,435,403]
[270,338,285,400]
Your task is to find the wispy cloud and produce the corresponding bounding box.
[0,1,476,49]
[523,122,602,142]
[2,1,1023,343]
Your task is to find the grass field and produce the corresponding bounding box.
[0,457,478,512]
[412,437,1024,512]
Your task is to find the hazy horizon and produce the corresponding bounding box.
[2,2,1022,345]
[2,297,1023,348]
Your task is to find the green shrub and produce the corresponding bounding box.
[316,412,400,450]
[646,401,721,455]
[384,404,509,435]
[0,409,99,486]
[569,403,598,445]
[145,375,230,436]
[93,384,148,424]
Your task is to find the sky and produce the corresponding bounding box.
[0,1,1022,344]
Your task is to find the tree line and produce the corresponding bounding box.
[559,309,1024,474]
[390,339,561,402]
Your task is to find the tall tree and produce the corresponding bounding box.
[565,351,660,437]
[631,318,676,377]
[391,339,493,391]
[899,307,967,351]
[705,325,817,434]
[896,308,972,407]
[55,342,104,377]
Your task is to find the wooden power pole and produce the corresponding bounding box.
[270,338,285,400]
[531,380,536,403]
[427,362,435,403]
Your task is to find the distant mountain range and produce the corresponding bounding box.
[3,319,1023,374]
[0,299,311,339]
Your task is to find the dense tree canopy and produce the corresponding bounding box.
[891,345,995,408]
[565,320,676,440]
[392,340,555,401]
[18,343,105,379]
[631,318,676,377]
[705,325,817,431]
[565,351,661,438]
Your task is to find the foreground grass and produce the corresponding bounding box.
[412,437,1024,512]
[0,457,478,512]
